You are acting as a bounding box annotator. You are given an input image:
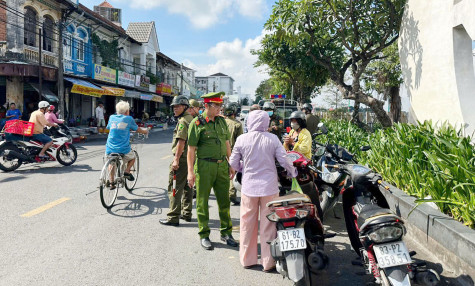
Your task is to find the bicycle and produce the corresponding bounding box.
[99,132,147,209]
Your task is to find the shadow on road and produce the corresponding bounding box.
[13,163,96,175]
[106,187,169,218]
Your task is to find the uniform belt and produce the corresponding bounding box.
[200,158,225,163]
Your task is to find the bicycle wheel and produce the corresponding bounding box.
[124,150,139,192]
[100,158,120,209]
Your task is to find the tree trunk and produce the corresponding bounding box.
[365,96,393,127]
[389,86,401,123]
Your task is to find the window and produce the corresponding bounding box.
[76,39,84,61]
[43,16,54,52]
[63,36,72,58]
[24,7,37,47]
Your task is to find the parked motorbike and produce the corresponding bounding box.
[0,130,77,172]
[270,151,331,285]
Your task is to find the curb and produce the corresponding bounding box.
[379,183,475,286]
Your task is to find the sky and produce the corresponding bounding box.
[78,0,274,96]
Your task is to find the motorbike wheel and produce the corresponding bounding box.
[56,144,78,166]
[342,192,363,255]
[0,143,23,172]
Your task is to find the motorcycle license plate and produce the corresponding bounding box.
[373,241,412,268]
[278,228,307,252]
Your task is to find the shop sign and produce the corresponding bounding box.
[135,75,150,89]
[117,71,135,87]
[93,64,116,84]
[156,83,172,95]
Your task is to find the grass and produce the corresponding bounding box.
[319,120,475,228]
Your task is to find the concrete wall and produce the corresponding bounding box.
[399,0,475,136]
[6,76,23,108]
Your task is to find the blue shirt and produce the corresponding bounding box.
[105,114,138,154]
[6,109,21,120]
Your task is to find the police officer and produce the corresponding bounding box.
[188,99,200,117]
[223,102,243,205]
[187,92,238,250]
[263,102,283,138]
[159,95,194,226]
[301,103,320,135]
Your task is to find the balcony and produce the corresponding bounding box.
[24,46,58,68]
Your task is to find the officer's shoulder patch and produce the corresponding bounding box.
[195,120,200,126]
[178,123,184,130]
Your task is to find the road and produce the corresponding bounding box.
[0,129,456,285]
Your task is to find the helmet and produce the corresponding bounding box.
[189,99,200,108]
[233,172,242,192]
[262,102,275,111]
[170,95,189,107]
[48,105,55,111]
[38,101,50,109]
[302,103,313,112]
[223,102,237,116]
[289,111,307,129]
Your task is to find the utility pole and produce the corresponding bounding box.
[38,28,43,101]
[180,63,183,95]
[57,12,65,119]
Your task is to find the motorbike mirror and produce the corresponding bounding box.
[318,123,328,134]
[360,146,371,152]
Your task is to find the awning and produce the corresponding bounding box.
[152,95,163,103]
[101,86,125,97]
[65,77,103,97]
[124,90,140,99]
[29,83,59,102]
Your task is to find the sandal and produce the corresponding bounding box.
[124,172,135,181]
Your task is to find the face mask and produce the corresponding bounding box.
[267,111,273,117]
[199,110,203,115]
[291,122,300,130]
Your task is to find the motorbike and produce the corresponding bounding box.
[0,129,78,172]
[43,123,73,142]
[269,151,331,285]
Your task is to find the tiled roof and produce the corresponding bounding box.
[126,22,154,43]
[210,72,228,77]
[98,0,114,8]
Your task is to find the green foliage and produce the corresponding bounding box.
[92,34,120,70]
[364,42,403,95]
[320,120,475,228]
[146,71,158,85]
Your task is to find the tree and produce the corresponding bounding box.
[241,97,250,106]
[363,42,403,123]
[253,95,263,105]
[322,83,346,110]
[253,33,330,104]
[255,79,273,99]
[267,0,406,127]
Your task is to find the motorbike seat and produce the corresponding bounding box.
[358,205,400,232]
[266,191,311,207]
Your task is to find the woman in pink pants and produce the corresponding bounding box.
[229,110,297,271]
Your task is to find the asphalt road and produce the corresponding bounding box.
[0,129,456,285]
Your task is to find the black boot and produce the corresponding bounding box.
[221,234,238,247]
[201,237,213,250]
[159,219,179,226]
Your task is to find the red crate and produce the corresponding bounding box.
[4,120,35,136]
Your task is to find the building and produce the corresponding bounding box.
[156,52,197,99]
[0,0,75,119]
[194,73,234,96]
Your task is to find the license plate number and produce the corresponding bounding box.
[278,228,306,252]
[373,241,412,268]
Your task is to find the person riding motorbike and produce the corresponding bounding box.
[29,101,58,159]
[283,111,312,159]
[263,102,282,139]
[45,105,64,125]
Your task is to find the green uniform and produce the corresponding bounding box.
[269,115,283,139]
[305,113,320,135]
[188,111,233,239]
[225,117,243,201]
[167,111,194,223]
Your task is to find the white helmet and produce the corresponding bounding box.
[233,172,242,192]
[38,101,50,109]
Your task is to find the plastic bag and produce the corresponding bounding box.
[291,178,303,194]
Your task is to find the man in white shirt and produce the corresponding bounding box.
[95,102,106,128]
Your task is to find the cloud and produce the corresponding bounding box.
[124,0,266,29]
[184,31,269,96]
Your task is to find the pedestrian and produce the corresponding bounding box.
[95,102,106,132]
[243,104,260,133]
[229,110,297,271]
[188,99,201,117]
[160,96,195,226]
[29,101,58,158]
[283,111,312,159]
[301,103,320,135]
[5,103,22,121]
[187,91,238,250]
[262,102,283,139]
[224,102,243,206]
